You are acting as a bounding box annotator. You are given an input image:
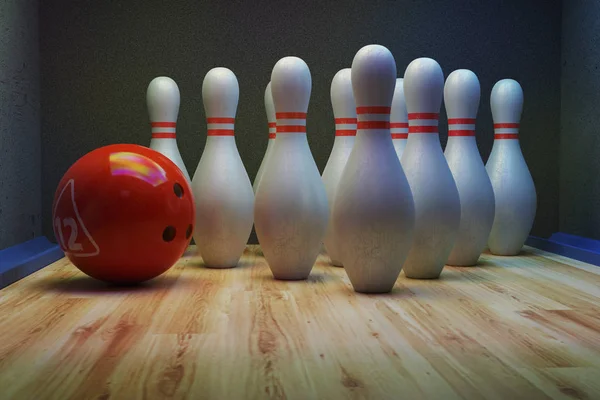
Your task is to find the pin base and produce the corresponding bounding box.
[350,282,396,294]
[445,258,479,267]
[403,271,442,280]
[203,264,238,269]
[271,273,310,281]
[199,254,242,269]
[488,248,522,256]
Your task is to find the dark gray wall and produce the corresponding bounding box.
[560,0,600,240]
[0,0,41,250]
[39,0,561,243]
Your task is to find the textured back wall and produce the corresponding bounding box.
[560,0,600,240]
[0,0,41,250]
[39,0,561,243]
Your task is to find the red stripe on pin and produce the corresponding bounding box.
[277,125,306,133]
[276,112,307,119]
[494,133,519,139]
[268,122,276,128]
[207,117,235,124]
[391,133,408,139]
[408,113,439,120]
[358,121,390,129]
[336,130,356,136]
[151,122,176,128]
[390,122,409,128]
[268,133,276,139]
[335,118,358,124]
[207,129,234,136]
[356,106,390,114]
[448,130,475,137]
[152,133,176,139]
[409,125,438,133]
[494,123,519,129]
[448,118,476,125]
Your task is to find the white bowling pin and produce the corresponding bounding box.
[254,57,329,280]
[146,76,192,183]
[332,45,415,293]
[486,79,537,255]
[253,82,276,193]
[391,78,409,159]
[322,68,356,267]
[444,69,495,266]
[400,58,461,279]
[192,67,254,268]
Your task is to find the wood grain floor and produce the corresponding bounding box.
[0,245,599,399]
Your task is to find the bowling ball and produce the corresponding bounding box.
[52,143,195,284]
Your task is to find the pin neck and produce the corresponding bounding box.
[273,131,310,149]
[333,135,355,144]
[493,123,519,139]
[408,113,439,134]
[267,122,276,139]
[206,135,235,142]
[448,118,476,137]
[390,122,408,139]
[207,117,235,136]
[151,122,177,139]
[356,107,390,132]
[331,134,355,149]
[335,117,357,136]
[204,135,237,152]
[490,137,524,157]
[276,112,306,134]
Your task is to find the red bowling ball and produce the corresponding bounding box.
[52,144,195,284]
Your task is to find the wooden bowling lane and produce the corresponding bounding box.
[0,246,599,399]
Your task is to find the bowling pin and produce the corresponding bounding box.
[253,82,276,193]
[146,76,192,183]
[322,68,356,267]
[191,67,254,268]
[443,69,495,266]
[254,57,328,280]
[400,58,461,279]
[332,45,415,293]
[486,79,537,255]
[391,78,409,159]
